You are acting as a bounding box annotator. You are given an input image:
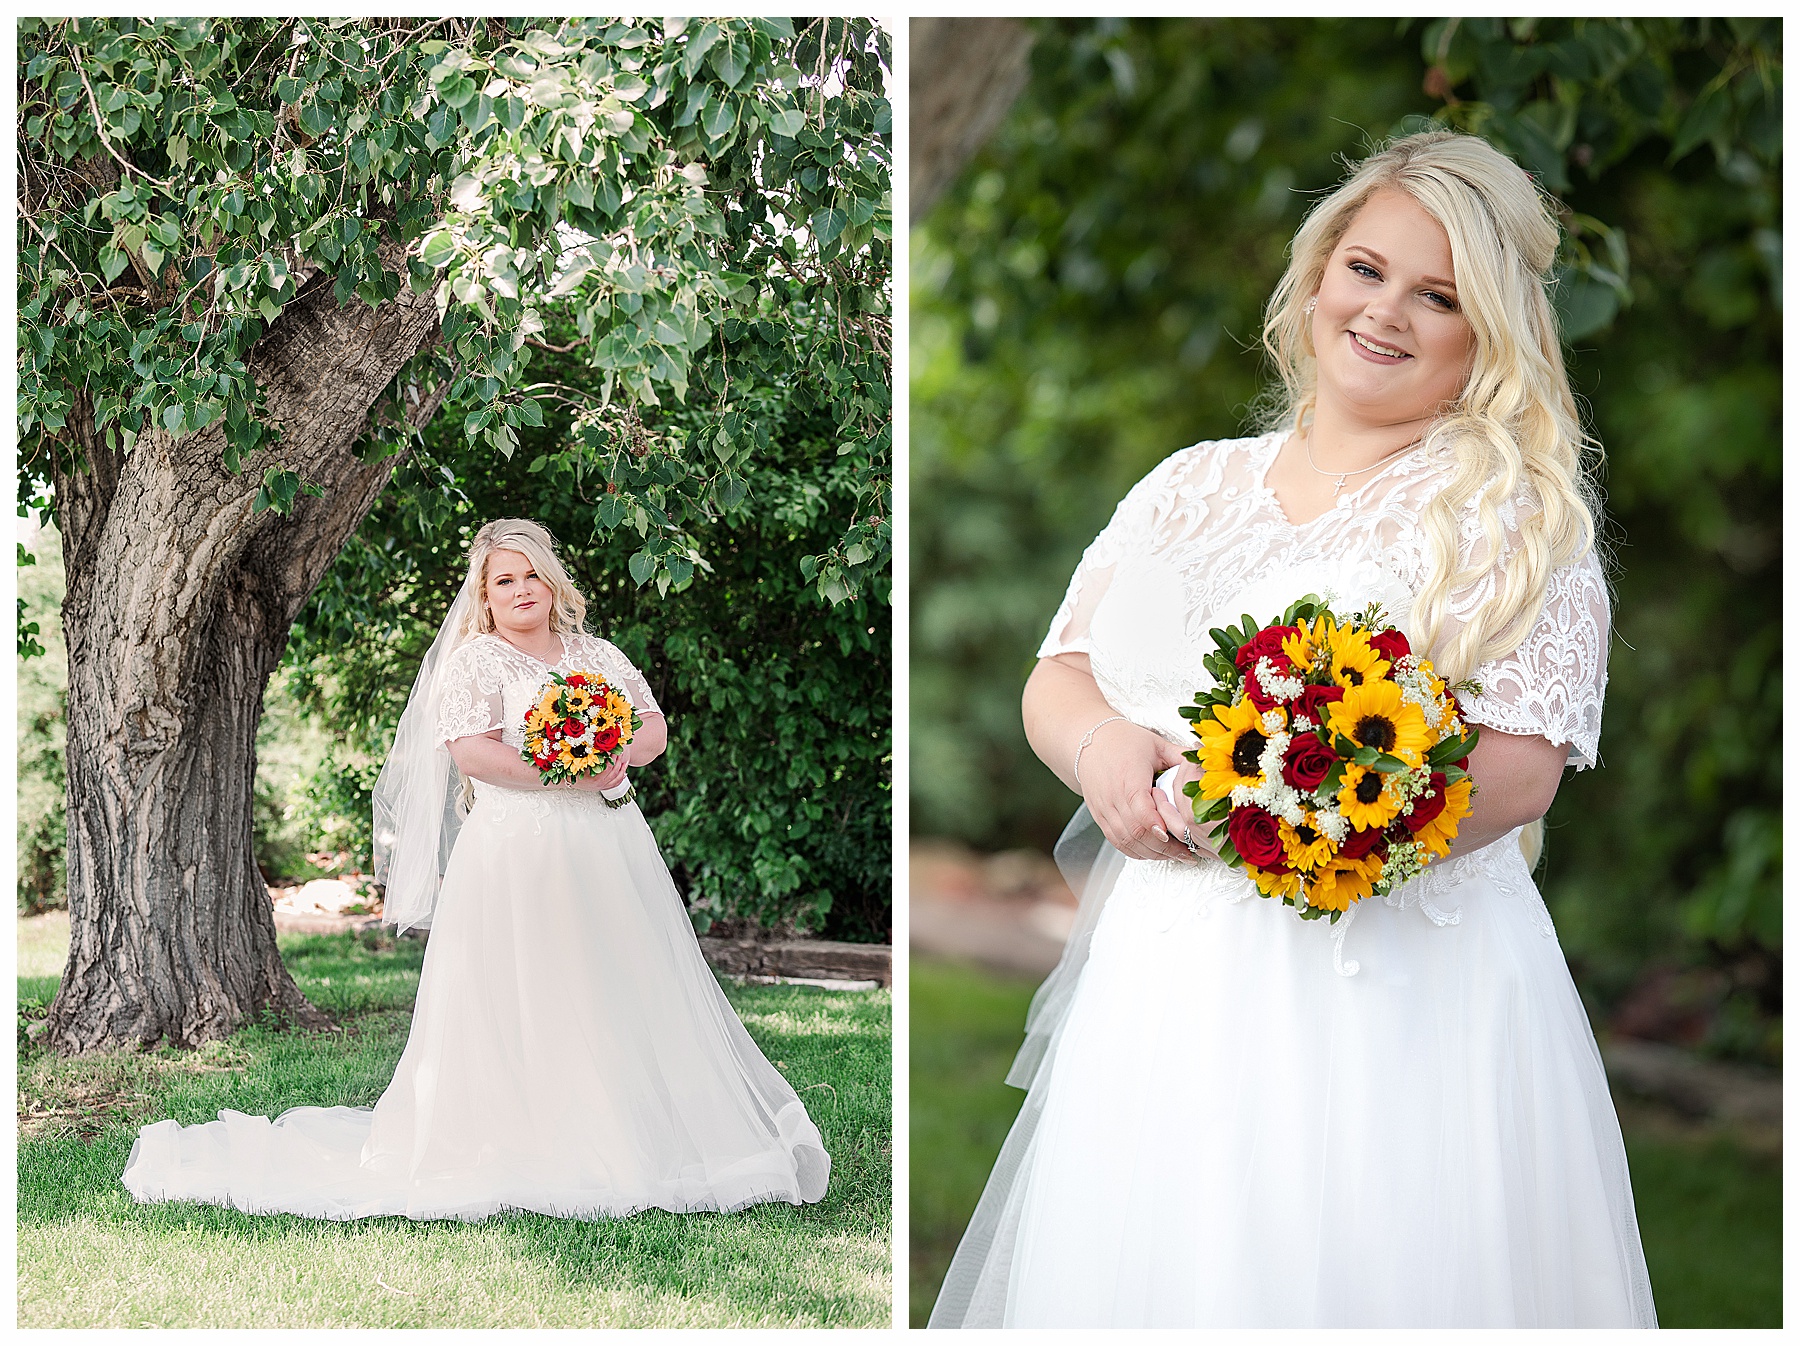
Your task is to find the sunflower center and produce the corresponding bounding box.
[1355,714,1396,752]
[1232,730,1268,777]
[1355,772,1384,804]
[1344,668,1364,686]
[1296,825,1318,845]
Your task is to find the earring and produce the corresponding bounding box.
[1303,296,1317,316]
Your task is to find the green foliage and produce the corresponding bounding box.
[17,530,67,915]
[19,15,890,606]
[911,18,1778,1054]
[285,350,891,943]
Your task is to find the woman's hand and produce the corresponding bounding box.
[1021,656,1199,865]
[571,755,630,793]
[1078,720,1202,862]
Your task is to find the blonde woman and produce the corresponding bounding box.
[930,132,1653,1327]
[124,519,829,1220]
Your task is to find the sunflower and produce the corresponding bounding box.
[1336,762,1405,830]
[1326,624,1391,689]
[536,687,562,718]
[1249,865,1304,902]
[1307,852,1383,913]
[1282,613,1331,675]
[1327,681,1431,767]
[1279,815,1335,871]
[1196,697,1282,798]
[1412,776,1475,859]
[564,686,594,713]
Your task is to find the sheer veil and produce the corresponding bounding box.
[370,569,480,932]
[928,803,1128,1327]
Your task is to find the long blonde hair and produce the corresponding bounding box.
[458,518,589,642]
[1261,131,1604,866]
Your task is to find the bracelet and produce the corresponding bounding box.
[1073,715,1129,788]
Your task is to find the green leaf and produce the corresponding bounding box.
[769,108,805,139]
[627,550,655,585]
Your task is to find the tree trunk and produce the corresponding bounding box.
[910,18,1036,224]
[42,244,448,1053]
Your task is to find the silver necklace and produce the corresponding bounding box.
[1303,433,1425,498]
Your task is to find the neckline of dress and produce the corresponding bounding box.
[1253,428,1431,531]
[490,631,570,667]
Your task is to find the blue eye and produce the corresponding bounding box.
[1350,261,1380,280]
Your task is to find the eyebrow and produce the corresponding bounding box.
[1344,244,1457,290]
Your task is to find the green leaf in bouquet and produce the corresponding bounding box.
[1240,613,1259,639]
[1372,752,1409,773]
[1320,760,1347,796]
[1198,797,1233,822]
[1217,838,1241,866]
[1210,627,1236,654]
[1333,732,1359,757]
[1353,744,1380,766]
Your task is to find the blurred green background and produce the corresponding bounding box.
[909,16,1779,1327]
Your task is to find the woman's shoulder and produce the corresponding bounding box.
[1113,431,1278,513]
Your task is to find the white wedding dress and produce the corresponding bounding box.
[123,630,830,1221]
[929,432,1655,1328]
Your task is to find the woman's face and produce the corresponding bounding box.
[1309,188,1476,429]
[483,548,554,639]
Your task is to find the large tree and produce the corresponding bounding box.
[19,16,890,1052]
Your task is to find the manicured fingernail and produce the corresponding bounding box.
[1152,827,1168,842]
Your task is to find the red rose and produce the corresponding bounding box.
[1369,628,1411,664]
[1403,772,1449,833]
[566,673,589,687]
[563,718,584,737]
[1234,626,1301,710]
[1294,683,1344,726]
[1281,734,1336,792]
[1227,805,1289,871]
[1339,825,1387,860]
[595,726,622,752]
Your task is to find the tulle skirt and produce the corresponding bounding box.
[122,784,829,1222]
[931,837,1655,1328]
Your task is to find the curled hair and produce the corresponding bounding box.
[457,518,589,643]
[1260,130,1603,688]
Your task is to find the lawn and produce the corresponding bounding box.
[18,917,891,1329]
[910,956,1780,1328]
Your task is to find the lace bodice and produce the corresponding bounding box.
[1040,431,1608,767]
[435,631,662,751]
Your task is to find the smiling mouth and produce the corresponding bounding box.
[1351,332,1411,360]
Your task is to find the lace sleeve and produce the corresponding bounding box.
[1449,510,1610,770]
[581,635,662,716]
[434,641,506,746]
[1037,450,1192,659]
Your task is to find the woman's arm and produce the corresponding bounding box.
[1445,727,1567,857]
[1023,655,1200,864]
[627,711,668,767]
[448,730,630,793]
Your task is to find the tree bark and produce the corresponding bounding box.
[910,18,1036,224]
[43,239,449,1053]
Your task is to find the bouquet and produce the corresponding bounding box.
[521,670,642,807]
[1179,595,1480,921]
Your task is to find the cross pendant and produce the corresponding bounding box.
[1333,475,1346,497]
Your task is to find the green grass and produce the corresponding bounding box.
[18,920,891,1328]
[909,956,1780,1329]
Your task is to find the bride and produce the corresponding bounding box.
[929,132,1655,1327]
[123,518,830,1221]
